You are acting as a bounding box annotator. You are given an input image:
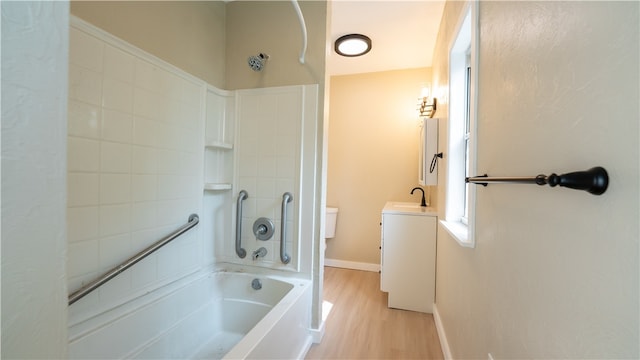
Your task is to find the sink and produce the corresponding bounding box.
[383,202,437,215]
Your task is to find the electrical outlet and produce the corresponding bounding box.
[488,353,495,360]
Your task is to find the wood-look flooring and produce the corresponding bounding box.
[305,267,443,360]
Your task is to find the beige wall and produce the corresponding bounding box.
[225,1,327,90]
[432,1,639,358]
[71,1,226,87]
[326,68,433,265]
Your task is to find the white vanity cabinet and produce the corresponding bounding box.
[380,202,437,313]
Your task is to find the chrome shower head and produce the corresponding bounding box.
[248,53,269,71]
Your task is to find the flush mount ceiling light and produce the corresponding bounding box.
[334,34,372,57]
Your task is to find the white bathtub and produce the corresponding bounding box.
[68,270,313,359]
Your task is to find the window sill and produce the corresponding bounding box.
[440,219,475,248]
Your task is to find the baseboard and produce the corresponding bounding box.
[433,303,452,360]
[324,258,380,272]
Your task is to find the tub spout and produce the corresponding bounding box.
[411,187,427,207]
[253,247,267,260]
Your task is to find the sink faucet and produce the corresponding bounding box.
[410,187,427,207]
[253,247,267,260]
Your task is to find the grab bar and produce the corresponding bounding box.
[280,192,293,264]
[236,190,248,258]
[68,213,199,306]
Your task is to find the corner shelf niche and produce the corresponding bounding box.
[204,140,233,191]
[204,86,235,192]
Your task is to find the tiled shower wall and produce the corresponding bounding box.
[67,21,206,320]
[232,87,303,270]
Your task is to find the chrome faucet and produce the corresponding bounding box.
[411,187,427,207]
[253,247,267,260]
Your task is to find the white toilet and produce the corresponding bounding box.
[323,207,339,258]
[325,207,339,239]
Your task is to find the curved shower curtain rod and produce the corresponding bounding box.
[291,0,307,64]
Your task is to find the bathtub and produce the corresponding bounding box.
[68,270,313,359]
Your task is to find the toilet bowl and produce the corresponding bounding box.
[325,207,338,239]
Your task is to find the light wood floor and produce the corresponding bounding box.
[305,267,443,359]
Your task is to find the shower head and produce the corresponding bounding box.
[248,53,269,71]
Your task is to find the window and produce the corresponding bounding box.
[442,2,477,247]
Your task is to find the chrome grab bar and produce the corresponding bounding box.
[236,190,248,258]
[280,192,293,264]
[68,213,199,306]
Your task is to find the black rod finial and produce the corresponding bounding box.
[549,166,609,195]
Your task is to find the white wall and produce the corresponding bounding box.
[1,2,70,358]
[432,1,639,358]
[67,19,207,323]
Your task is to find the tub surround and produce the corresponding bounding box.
[67,16,318,359]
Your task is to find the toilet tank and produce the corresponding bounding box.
[325,207,339,239]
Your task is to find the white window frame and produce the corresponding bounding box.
[441,1,478,248]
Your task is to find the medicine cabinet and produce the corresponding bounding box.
[419,117,439,186]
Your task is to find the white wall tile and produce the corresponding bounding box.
[134,59,162,92]
[132,202,158,231]
[104,45,134,84]
[132,174,157,202]
[68,206,99,243]
[256,198,276,218]
[69,28,103,72]
[130,254,157,289]
[68,137,100,172]
[68,173,99,207]
[181,80,202,106]
[239,155,258,177]
[68,100,101,139]
[275,179,294,198]
[68,239,99,278]
[131,228,162,252]
[100,204,131,237]
[132,146,157,174]
[102,109,133,143]
[256,178,275,198]
[156,199,193,226]
[102,77,133,113]
[276,156,296,178]
[68,26,206,317]
[133,116,157,147]
[258,156,277,177]
[100,174,131,204]
[98,271,132,306]
[99,233,132,270]
[157,175,187,200]
[237,177,257,197]
[100,142,131,173]
[69,64,102,106]
[134,87,161,120]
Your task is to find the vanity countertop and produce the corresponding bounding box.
[382,202,437,216]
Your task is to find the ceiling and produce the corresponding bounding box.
[328,1,445,76]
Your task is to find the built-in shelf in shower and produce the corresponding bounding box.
[204,183,232,191]
[205,140,233,150]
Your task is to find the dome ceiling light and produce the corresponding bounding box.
[334,34,372,57]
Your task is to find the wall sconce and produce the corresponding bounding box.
[417,86,437,118]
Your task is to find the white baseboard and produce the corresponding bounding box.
[324,258,380,272]
[433,303,452,360]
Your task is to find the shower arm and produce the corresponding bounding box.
[291,0,307,64]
